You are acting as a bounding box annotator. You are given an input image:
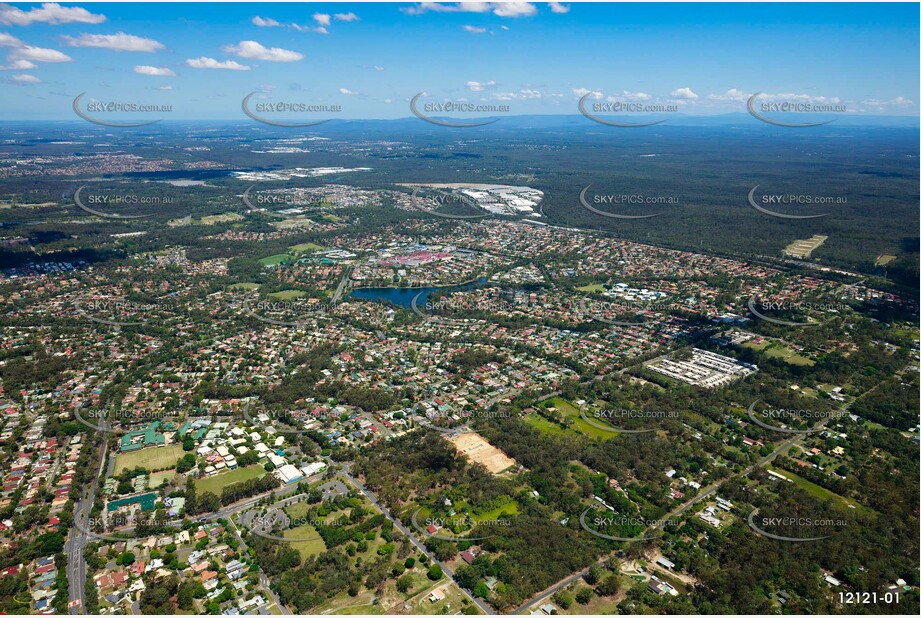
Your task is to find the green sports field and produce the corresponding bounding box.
[114,444,185,474]
[194,464,265,495]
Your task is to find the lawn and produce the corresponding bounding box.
[200,213,243,225]
[576,283,606,293]
[229,282,260,290]
[524,413,568,436]
[743,341,814,366]
[269,289,306,300]
[471,499,519,523]
[194,464,265,495]
[285,500,311,521]
[875,255,897,266]
[283,523,327,560]
[259,253,295,266]
[548,397,617,439]
[290,242,325,253]
[148,470,175,488]
[114,444,185,475]
[768,467,867,513]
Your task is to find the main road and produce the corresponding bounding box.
[67,434,108,615]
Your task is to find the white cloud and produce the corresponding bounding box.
[1,29,71,65]
[707,88,749,102]
[466,80,495,92]
[292,23,328,34]
[492,2,537,17]
[313,13,331,26]
[0,32,22,46]
[572,87,601,99]
[608,90,651,102]
[754,91,840,105]
[373,65,384,71]
[339,87,358,95]
[548,2,570,14]
[334,12,359,22]
[157,85,173,90]
[500,25,509,30]
[0,57,36,69]
[383,98,393,103]
[463,25,486,33]
[862,96,914,109]
[403,3,491,15]
[252,16,281,27]
[0,3,105,26]
[186,56,250,70]
[670,87,698,100]
[62,32,164,52]
[13,44,71,62]
[494,88,543,101]
[403,2,538,17]
[12,73,40,82]
[223,40,303,62]
[134,65,175,76]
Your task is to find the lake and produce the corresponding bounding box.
[350,277,488,309]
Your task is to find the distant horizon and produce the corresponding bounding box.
[4,110,918,125]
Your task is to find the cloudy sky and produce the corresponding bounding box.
[1,2,918,120]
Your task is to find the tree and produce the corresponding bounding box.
[584,563,602,586]
[596,575,619,597]
[427,563,443,581]
[177,453,196,473]
[553,592,573,610]
[404,557,416,569]
[473,582,490,598]
[575,587,593,605]
[177,581,196,610]
[396,574,413,593]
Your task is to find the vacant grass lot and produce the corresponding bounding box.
[548,397,617,439]
[194,464,265,495]
[268,289,306,300]
[114,444,185,474]
[283,523,327,560]
[768,466,868,513]
[290,242,325,253]
[259,253,294,266]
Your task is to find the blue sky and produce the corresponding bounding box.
[1,2,918,120]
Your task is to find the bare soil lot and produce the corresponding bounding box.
[449,432,517,474]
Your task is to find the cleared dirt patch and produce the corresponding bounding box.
[449,432,517,474]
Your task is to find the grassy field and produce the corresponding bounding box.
[229,282,260,290]
[285,500,311,520]
[200,213,243,225]
[290,242,325,253]
[548,397,616,439]
[259,253,295,266]
[194,464,265,495]
[875,254,897,266]
[114,444,185,475]
[269,289,306,300]
[576,283,606,292]
[283,523,327,560]
[768,467,867,513]
[148,470,175,487]
[743,341,814,366]
[524,413,568,435]
[471,500,519,522]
